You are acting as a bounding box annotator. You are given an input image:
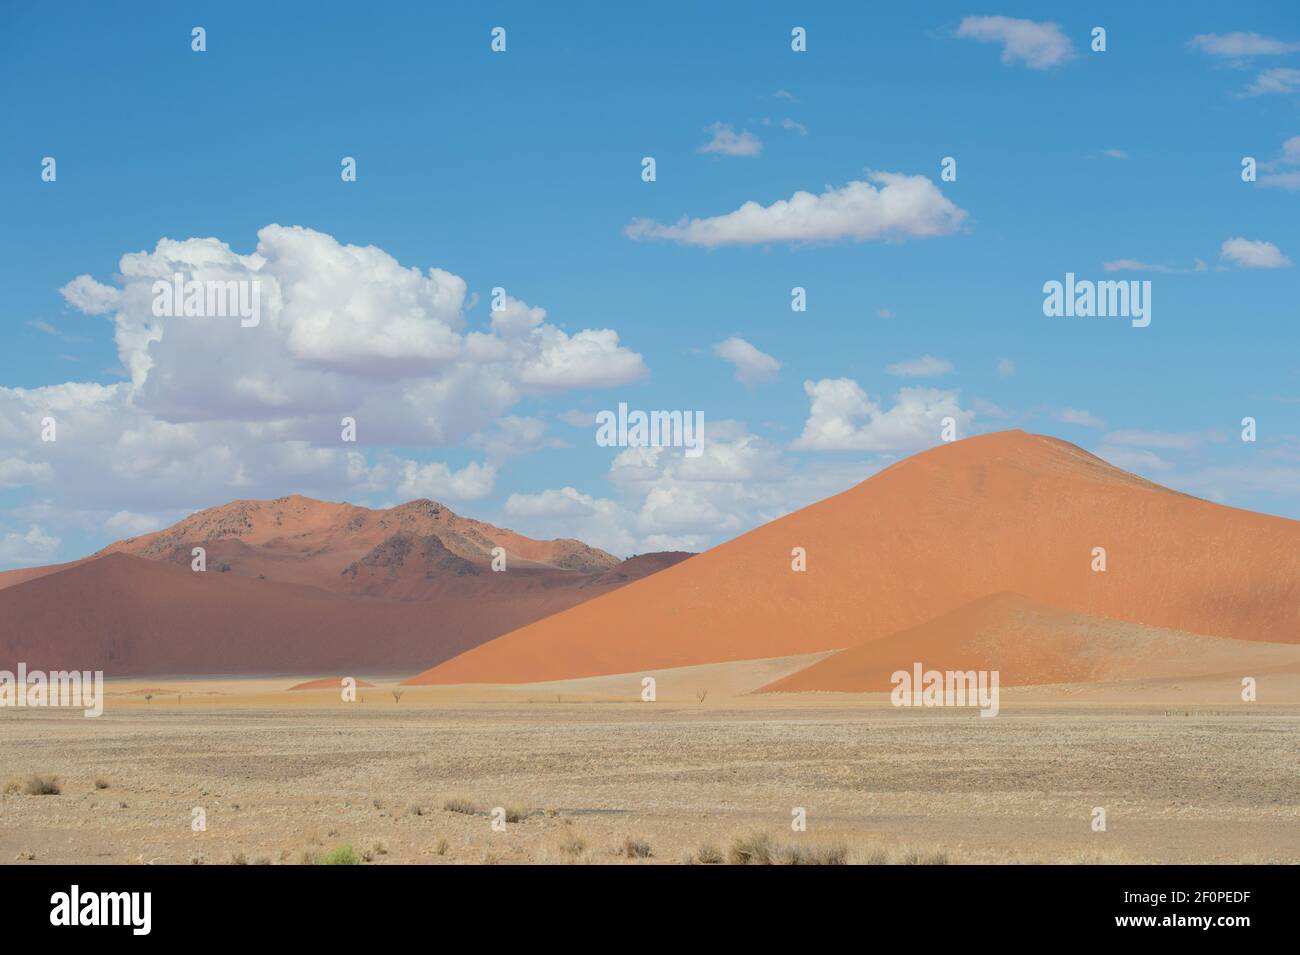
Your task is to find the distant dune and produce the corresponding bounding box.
[409,430,1300,686]
[759,592,1300,693]
[0,496,690,676]
[287,677,376,691]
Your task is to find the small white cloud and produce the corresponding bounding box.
[104,510,165,537]
[877,308,896,319]
[59,274,121,315]
[1103,258,1207,273]
[1220,237,1292,269]
[699,122,763,157]
[956,16,1075,70]
[996,358,1016,378]
[1096,446,1174,473]
[774,89,799,102]
[1245,68,1300,96]
[1189,32,1300,57]
[792,379,973,452]
[885,354,954,378]
[713,337,781,388]
[625,172,968,248]
[0,525,61,566]
[1260,135,1300,190]
[558,409,598,427]
[1101,429,1224,451]
[781,118,809,136]
[1101,148,1129,160]
[1056,408,1105,429]
[396,460,496,501]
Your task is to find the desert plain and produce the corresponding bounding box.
[3,659,1297,866]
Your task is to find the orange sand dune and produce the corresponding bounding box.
[0,551,683,676]
[409,430,1300,685]
[760,592,1300,693]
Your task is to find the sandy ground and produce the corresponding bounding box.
[2,660,1297,865]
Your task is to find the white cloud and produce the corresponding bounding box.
[396,460,497,501]
[104,510,165,536]
[877,308,897,319]
[773,89,798,102]
[58,274,121,315]
[1189,32,1300,57]
[1056,408,1105,429]
[470,416,566,461]
[1096,446,1174,473]
[996,358,1016,378]
[0,524,61,566]
[885,354,954,378]
[713,337,781,388]
[781,118,809,136]
[0,225,650,558]
[558,409,598,427]
[792,379,974,452]
[1245,68,1300,96]
[699,123,762,157]
[1101,148,1129,160]
[956,16,1075,70]
[1103,258,1207,273]
[1260,135,1300,191]
[0,457,53,488]
[1220,237,1292,269]
[625,172,968,247]
[1101,429,1224,451]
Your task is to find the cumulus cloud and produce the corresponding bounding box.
[885,355,954,378]
[792,379,973,452]
[624,172,968,247]
[699,122,762,157]
[713,337,781,388]
[956,16,1074,70]
[0,225,649,560]
[396,460,497,502]
[1189,32,1300,57]
[1220,237,1292,269]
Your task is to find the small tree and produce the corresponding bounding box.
[696,689,708,704]
[392,689,404,704]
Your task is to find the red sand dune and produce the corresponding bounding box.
[288,677,376,691]
[0,497,690,676]
[760,592,1300,693]
[409,430,1300,686]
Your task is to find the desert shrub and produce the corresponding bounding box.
[5,774,60,796]
[691,844,724,865]
[94,778,110,790]
[782,842,848,865]
[622,837,653,859]
[559,832,587,859]
[502,804,529,823]
[900,848,949,865]
[729,831,776,865]
[443,797,478,815]
[320,843,362,865]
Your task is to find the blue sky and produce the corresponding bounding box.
[1,1,1297,567]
